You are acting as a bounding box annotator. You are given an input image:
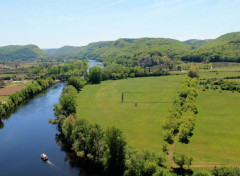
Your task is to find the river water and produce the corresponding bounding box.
[0,59,101,176]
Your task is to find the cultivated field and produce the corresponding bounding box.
[76,75,184,152]
[0,86,26,96]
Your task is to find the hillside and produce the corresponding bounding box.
[184,39,213,49]
[77,38,191,66]
[182,32,240,62]
[0,45,48,61]
[45,46,81,58]
[48,32,240,65]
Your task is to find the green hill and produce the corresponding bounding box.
[77,38,191,66]
[45,46,81,58]
[182,32,240,62]
[184,39,213,49]
[52,32,240,65]
[0,45,48,61]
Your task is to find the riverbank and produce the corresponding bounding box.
[0,78,54,119]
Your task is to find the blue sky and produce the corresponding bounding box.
[0,0,239,48]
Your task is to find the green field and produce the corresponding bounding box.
[175,89,240,164]
[76,75,184,152]
[199,70,240,79]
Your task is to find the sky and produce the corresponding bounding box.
[0,0,240,48]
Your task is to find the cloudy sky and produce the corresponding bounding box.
[0,0,240,48]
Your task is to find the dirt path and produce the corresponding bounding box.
[168,136,177,165]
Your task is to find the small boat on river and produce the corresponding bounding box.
[41,153,48,161]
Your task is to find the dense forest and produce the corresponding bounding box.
[1,32,240,64]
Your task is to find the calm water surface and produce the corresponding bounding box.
[0,60,101,176]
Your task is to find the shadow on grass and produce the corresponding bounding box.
[172,167,193,176]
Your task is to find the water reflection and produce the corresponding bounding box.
[0,119,4,129]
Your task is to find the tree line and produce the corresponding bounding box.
[87,65,169,84]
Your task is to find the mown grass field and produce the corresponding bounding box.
[76,75,184,152]
[175,89,240,165]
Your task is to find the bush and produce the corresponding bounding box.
[68,76,87,91]
[163,130,174,144]
[89,66,103,84]
[187,66,199,78]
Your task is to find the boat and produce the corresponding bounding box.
[41,153,48,161]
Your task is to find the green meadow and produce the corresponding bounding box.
[76,68,240,166]
[199,70,240,79]
[175,89,240,164]
[76,75,184,152]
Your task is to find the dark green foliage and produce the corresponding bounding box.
[68,76,87,91]
[89,66,103,84]
[212,166,240,176]
[173,152,193,169]
[105,127,126,176]
[0,45,48,61]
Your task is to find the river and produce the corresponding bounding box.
[0,59,101,176]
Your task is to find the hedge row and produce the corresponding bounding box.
[163,77,198,143]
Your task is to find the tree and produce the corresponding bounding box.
[89,66,103,84]
[67,76,86,91]
[59,85,78,116]
[173,152,193,169]
[188,66,199,78]
[105,127,126,176]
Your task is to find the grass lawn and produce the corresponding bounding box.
[76,75,184,152]
[175,89,240,164]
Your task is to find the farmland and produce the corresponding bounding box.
[76,75,185,152]
[0,86,27,96]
